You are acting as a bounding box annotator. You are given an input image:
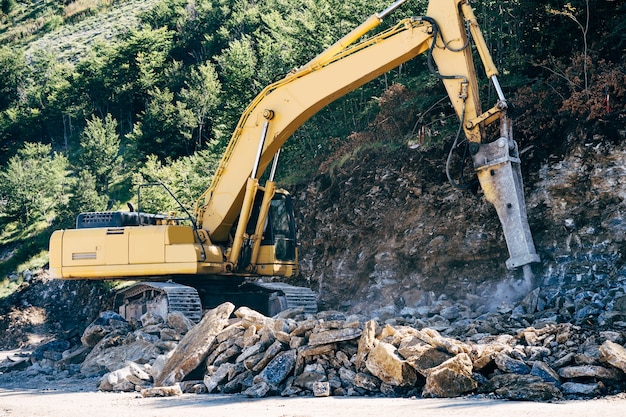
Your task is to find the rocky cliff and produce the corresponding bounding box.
[293,127,626,321]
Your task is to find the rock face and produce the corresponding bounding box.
[293,136,626,325]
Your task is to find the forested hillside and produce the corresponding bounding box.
[0,0,624,292]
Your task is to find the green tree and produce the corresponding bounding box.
[73,28,174,135]
[55,170,107,228]
[77,114,122,195]
[132,145,221,215]
[0,143,69,224]
[23,50,78,152]
[0,47,27,111]
[214,35,258,136]
[1,0,16,15]
[127,87,195,161]
[179,62,222,149]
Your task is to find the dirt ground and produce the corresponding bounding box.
[1,387,626,417]
[1,359,625,417]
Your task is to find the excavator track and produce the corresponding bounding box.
[187,279,318,317]
[115,282,203,323]
[253,282,318,315]
[114,280,317,323]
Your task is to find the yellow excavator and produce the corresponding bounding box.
[49,0,540,321]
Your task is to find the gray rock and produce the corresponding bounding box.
[154,302,234,387]
[294,369,327,391]
[236,343,264,364]
[235,306,274,331]
[422,353,477,398]
[477,372,561,400]
[339,367,357,386]
[531,361,560,384]
[256,349,297,387]
[140,312,164,327]
[494,353,531,374]
[400,342,453,377]
[213,344,242,367]
[243,381,272,398]
[251,340,284,372]
[140,385,183,397]
[355,320,377,372]
[308,327,362,346]
[0,355,30,373]
[98,364,151,392]
[558,364,622,380]
[81,311,130,347]
[561,382,602,396]
[203,363,236,393]
[81,338,160,377]
[167,311,196,334]
[32,340,71,361]
[496,382,562,401]
[354,372,381,391]
[179,381,208,394]
[313,381,331,397]
[365,341,417,387]
[295,344,336,375]
[223,370,254,393]
[599,340,626,373]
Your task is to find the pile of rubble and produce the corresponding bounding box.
[3,298,626,401]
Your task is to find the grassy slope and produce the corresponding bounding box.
[0,0,155,290]
[2,0,157,61]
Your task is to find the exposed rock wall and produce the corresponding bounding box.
[293,132,626,319]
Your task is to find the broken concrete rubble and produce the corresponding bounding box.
[4,298,626,402]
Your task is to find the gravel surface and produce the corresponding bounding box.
[1,388,626,417]
[1,370,626,417]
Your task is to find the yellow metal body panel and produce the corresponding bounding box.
[129,227,165,264]
[61,228,106,266]
[49,231,63,269]
[255,246,298,277]
[105,230,128,265]
[49,225,225,279]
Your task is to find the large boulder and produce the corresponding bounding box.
[422,353,477,398]
[365,341,418,387]
[81,311,131,347]
[254,349,297,387]
[81,336,160,377]
[154,302,234,387]
[600,340,626,373]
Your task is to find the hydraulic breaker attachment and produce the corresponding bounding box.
[471,136,540,270]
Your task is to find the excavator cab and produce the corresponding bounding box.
[239,189,298,272]
[259,193,297,262]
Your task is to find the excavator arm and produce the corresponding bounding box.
[195,0,539,271]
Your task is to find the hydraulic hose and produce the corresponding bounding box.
[419,15,477,190]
